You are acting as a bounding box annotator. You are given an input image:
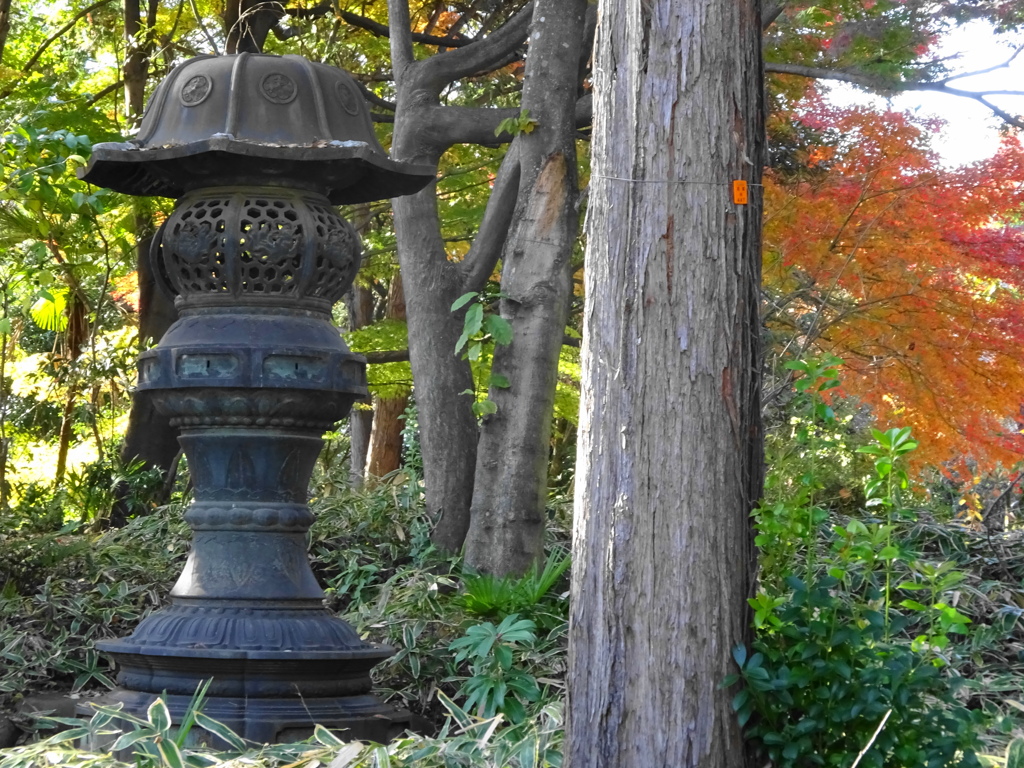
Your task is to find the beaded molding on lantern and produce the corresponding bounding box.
[153,187,360,311]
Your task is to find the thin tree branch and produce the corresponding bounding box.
[285,2,331,19]
[364,349,410,364]
[982,470,1024,525]
[10,0,116,85]
[338,9,472,48]
[939,43,1024,84]
[440,0,487,48]
[462,140,521,294]
[417,1,533,90]
[762,2,786,30]
[189,0,220,54]
[355,80,396,111]
[765,61,1024,129]
[85,80,123,105]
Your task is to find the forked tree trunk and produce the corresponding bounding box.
[387,0,532,553]
[389,187,479,550]
[464,0,586,576]
[387,2,592,556]
[567,0,764,765]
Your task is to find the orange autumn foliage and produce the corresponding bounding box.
[764,103,1024,472]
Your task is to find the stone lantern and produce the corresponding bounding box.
[78,53,434,744]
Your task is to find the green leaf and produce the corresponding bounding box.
[484,314,513,345]
[451,291,479,312]
[490,373,511,389]
[193,711,248,751]
[110,729,158,752]
[438,690,474,731]
[30,289,68,332]
[503,696,526,723]
[1005,737,1024,768]
[456,303,485,355]
[733,647,749,671]
[896,581,927,590]
[156,738,186,768]
[473,399,498,417]
[731,689,749,711]
[465,303,484,334]
[147,699,171,733]
[315,723,347,747]
[899,599,927,611]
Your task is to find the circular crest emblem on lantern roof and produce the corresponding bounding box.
[79,53,435,204]
[180,74,212,106]
[336,80,360,116]
[261,72,298,104]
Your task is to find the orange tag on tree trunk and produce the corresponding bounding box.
[732,180,748,205]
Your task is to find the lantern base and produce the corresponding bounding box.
[78,687,411,747]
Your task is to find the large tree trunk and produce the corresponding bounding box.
[387,1,589,555]
[389,186,478,551]
[366,393,408,479]
[123,0,157,124]
[0,0,13,64]
[567,0,764,765]
[387,0,529,553]
[365,275,409,481]
[345,283,375,488]
[464,0,585,576]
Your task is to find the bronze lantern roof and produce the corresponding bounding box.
[79,53,434,204]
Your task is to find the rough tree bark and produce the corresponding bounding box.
[224,0,291,54]
[464,0,586,575]
[386,0,534,553]
[344,283,375,488]
[123,0,157,123]
[567,0,764,765]
[365,275,408,480]
[386,1,593,561]
[0,0,13,64]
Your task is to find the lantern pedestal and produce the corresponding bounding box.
[76,72,433,741]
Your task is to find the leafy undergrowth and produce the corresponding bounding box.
[736,358,1024,768]
[8,369,1024,765]
[0,463,572,767]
